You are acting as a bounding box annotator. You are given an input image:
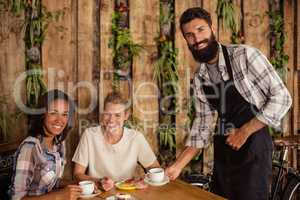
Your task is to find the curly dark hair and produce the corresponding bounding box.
[28,89,75,144]
[179,7,212,33]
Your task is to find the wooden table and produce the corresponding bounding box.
[85,180,226,200]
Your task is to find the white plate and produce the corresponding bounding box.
[144,175,169,186]
[105,195,136,200]
[79,192,101,199]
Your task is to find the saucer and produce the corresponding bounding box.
[144,175,169,186]
[105,195,136,200]
[79,191,101,199]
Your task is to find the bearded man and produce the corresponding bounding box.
[166,7,292,200]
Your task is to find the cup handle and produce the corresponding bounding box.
[145,172,150,179]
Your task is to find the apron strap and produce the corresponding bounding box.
[221,45,233,80]
[218,45,233,135]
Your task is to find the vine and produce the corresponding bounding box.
[267,7,289,78]
[154,1,178,163]
[10,0,64,107]
[108,3,142,90]
[216,0,242,43]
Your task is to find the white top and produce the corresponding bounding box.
[72,126,156,181]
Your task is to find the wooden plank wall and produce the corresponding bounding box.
[283,0,294,137]
[283,0,296,167]
[42,0,78,179]
[77,0,96,130]
[130,0,160,152]
[297,0,300,133]
[0,6,26,142]
[244,0,270,57]
[293,0,300,168]
[99,0,114,112]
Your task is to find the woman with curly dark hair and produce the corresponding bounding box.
[10,89,82,200]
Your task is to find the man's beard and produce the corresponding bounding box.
[188,33,219,63]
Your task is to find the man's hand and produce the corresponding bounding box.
[100,177,114,191]
[166,164,182,181]
[166,147,200,180]
[225,117,266,150]
[225,128,250,150]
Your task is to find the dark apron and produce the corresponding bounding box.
[202,45,273,200]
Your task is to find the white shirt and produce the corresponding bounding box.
[72,126,156,181]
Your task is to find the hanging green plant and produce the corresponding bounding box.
[157,124,176,151]
[154,1,179,112]
[267,10,289,79]
[108,9,142,90]
[154,40,179,98]
[154,1,178,155]
[10,0,64,107]
[216,0,241,43]
[124,115,144,133]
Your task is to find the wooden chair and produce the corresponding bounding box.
[0,141,21,200]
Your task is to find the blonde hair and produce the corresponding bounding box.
[104,92,128,108]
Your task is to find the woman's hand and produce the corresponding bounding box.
[59,185,82,200]
[100,177,115,191]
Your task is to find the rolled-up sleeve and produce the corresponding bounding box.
[246,48,292,129]
[11,143,35,200]
[185,76,216,148]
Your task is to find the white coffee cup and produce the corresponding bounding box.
[148,168,165,183]
[79,180,94,195]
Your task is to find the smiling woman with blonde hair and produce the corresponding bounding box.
[72,92,160,191]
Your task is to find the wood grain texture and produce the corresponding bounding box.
[77,0,97,123]
[98,180,226,200]
[282,0,294,137]
[0,9,26,142]
[130,0,159,152]
[293,71,300,133]
[175,0,201,153]
[99,0,114,112]
[297,0,300,132]
[42,0,77,179]
[202,0,218,30]
[42,0,76,91]
[292,72,299,168]
[298,0,300,71]
[243,0,270,57]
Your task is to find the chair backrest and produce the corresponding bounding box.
[0,141,21,200]
[0,173,12,200]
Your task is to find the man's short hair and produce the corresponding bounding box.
[180,7,212,33]
[104,92,128,108]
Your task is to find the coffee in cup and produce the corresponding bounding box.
[148,168,165,183]
[79,180,94,195]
